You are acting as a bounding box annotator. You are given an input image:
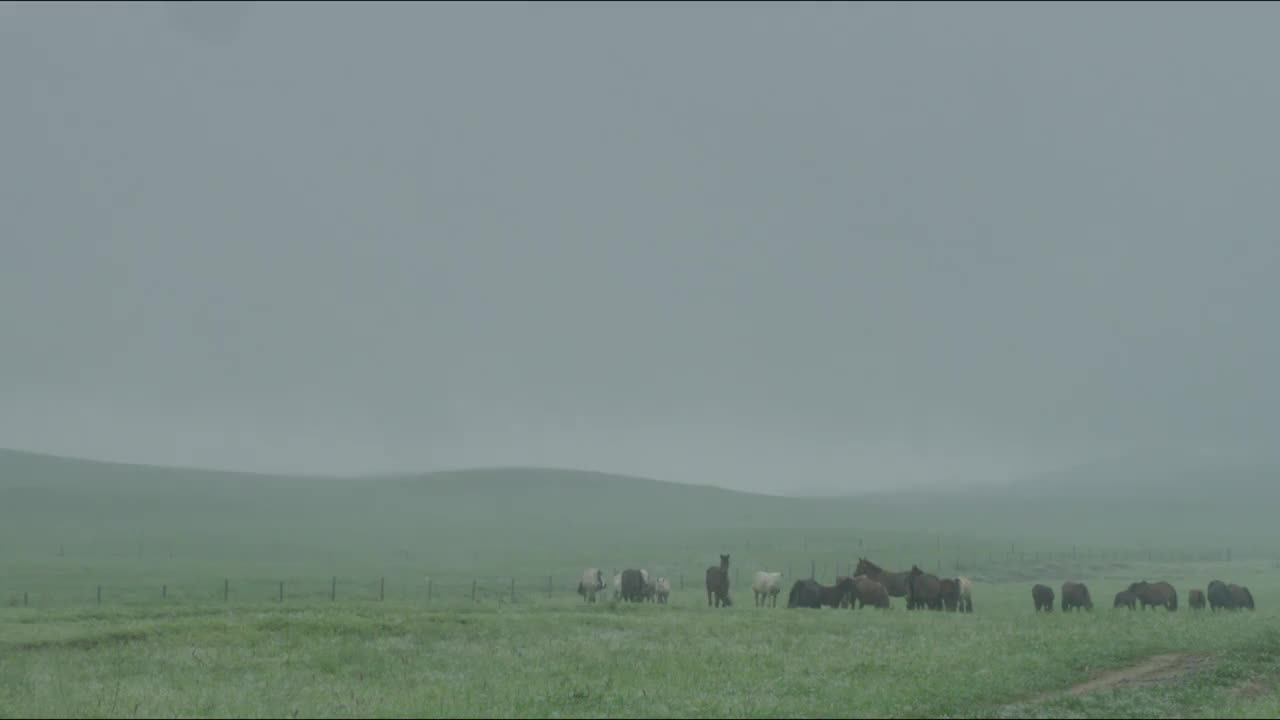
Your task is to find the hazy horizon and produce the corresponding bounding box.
[4,2,1279,495]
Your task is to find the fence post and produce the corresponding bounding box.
[162,584,167,599]
[332,576,337,602]
[224,579,229,602]
[472,579,477,603]
[548,575,553,599]
[427,578,432,602]
[679,574,684,590]
[380,577,385,602]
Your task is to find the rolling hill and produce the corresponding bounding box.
[2,448,1278,556]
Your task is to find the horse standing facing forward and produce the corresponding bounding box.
[706,554,732,608]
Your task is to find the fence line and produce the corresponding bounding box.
[2,546,1250,610]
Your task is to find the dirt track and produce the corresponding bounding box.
[1001,653,1212,712]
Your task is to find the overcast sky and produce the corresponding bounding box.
[3,2,1278,494]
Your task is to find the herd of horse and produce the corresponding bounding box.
[576,557,975,611]
[578,556,1259,614]
[1033,578,1257,612]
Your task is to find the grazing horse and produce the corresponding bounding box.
[1188,589,1205,611]
[654,577,671,604]
[620,569,647,603]
[1032,584,1054,612]
[752,571,783,608]
[1228,584,1255,611]
[1061,581,1093,612]
[577,568,606,603]
[1127,581,1177,611]
[1113,590,1136,610]
[640,569,656,602]
[855,558,910,598]
[850,575,891,609]
[819,577,857,609]
[787,579,823,609]
[706,554,732,608]
[907,565,943,611]
[1207,580,1232,611]
[940,578,961,611]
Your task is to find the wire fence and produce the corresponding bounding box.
[1,544,1246,610]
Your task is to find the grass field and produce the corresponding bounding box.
[2,449,1280,717]
[2,567,1278,718]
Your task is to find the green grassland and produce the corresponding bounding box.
[2,448,1280,717]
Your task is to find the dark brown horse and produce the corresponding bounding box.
[1061,581,1093,612]
[940,578,961,612]
[1188,589,1205,610]
[705,554,732,608]
[1113,590,1136,610]
[818,577,857,609]
[620,569,647,603]
[787,579,823,609]
[855,558,910,598]
[1032,584,1054,612]
[1127,581,1177,611]
[907,565,943,611]
[850,575,891,609]
[1208,580,1232,611]
[1228,584,1255,611]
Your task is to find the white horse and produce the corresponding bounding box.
[956,576,974,613]
[752,571,783,608]
[577,568,606,603]
[654,577,671,604]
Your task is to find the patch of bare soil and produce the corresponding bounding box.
[1014,653,1213,708]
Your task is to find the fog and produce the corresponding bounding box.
[3,2,1278,494]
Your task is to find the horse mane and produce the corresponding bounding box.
[857,558,885,575]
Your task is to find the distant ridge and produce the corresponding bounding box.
[0,447,767,498]
[2,447,1279,547]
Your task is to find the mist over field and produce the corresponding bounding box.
[4,3,1280,718]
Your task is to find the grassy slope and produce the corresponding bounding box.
[3,449,1280,717]
[2,448,1278,605]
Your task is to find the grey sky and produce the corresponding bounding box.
[3,2,1278,494]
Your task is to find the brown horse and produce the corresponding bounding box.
[1113,590,1136,610]
[907,565,943,611]
[820,577,858,608]
[1208,580,1232,611]
[855,558,910,598]
[1061,581,1093,612]
[850,575,891,609]
[1188,589,1205,611]
[940,578,961,611]
[1127,581,1177,611]
[787,579,823,609]
[1032,584,1054,612]
[1228,584,1255,611]
[705,554,732,608]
